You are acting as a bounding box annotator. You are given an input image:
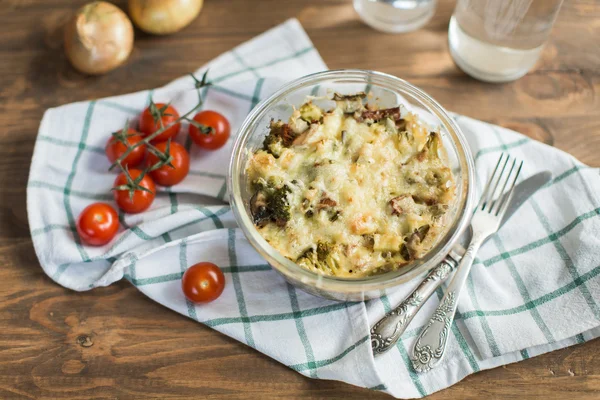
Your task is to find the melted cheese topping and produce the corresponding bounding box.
[246,96,456,278]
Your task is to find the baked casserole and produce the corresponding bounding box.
[246,93,456,277]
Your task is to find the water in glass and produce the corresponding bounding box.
[354,0,437,33]
[448,0,564,83]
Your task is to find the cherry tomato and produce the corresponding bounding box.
[76,203,119,246]
[139,102,181,143]
[146,141,190,186]
[189,110,230,150]
[182,262,225,303]
[105,128,146,167]
[113,169,156,214]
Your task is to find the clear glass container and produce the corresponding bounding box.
[449,0,564,83]
[228,70,476,301]
[354,0,437,33]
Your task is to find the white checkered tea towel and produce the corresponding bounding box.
[27,19,600,398]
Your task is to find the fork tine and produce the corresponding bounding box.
[478,154,505,210]
[485,155,510,211]
[496,160,523,217]
[490,157,516,215]
[482,154,509,211]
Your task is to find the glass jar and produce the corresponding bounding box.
[448,0,564,83]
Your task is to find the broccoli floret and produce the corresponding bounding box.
[299,102,323,122]
[297,241,340,274]
[263,122,285,157]
[429,204,449,220]
[250,180,291,228]
[316,241,331,261]
[268,185,291,227]
[263,133,282,157]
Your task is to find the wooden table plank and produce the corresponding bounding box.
[1,0,599,398]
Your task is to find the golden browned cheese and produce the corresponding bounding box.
[246,95,456,278]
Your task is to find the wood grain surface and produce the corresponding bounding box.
[1,0,599,398]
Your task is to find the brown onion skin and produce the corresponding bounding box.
[64,1,134,75]
[128,0,203,35]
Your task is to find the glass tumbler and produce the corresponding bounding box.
[354,0,437,33]
[448,0,564,83]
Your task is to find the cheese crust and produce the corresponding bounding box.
[246,94,456,277]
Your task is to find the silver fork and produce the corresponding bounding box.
[411,154,523,373]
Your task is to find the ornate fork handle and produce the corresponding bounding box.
[370,254,459,355]
[411,234,484,372]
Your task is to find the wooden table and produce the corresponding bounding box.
[1,0,599,398]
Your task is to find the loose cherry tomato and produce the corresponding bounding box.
[76,203,119,246]
[139,102,181,143]
[146,141,190,186]
[113,169,156,214]
[182,262,225,303]
[105,128,146,167]
[189,110,230,150]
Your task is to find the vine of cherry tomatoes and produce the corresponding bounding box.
[76,100,230,248]
[76,74,229,304]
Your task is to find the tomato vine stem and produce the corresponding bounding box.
[111,70,211,194]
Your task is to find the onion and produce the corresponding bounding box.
[64,1,134,75]
[128,0,203,35]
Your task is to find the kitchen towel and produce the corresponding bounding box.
[28,19,600,398]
